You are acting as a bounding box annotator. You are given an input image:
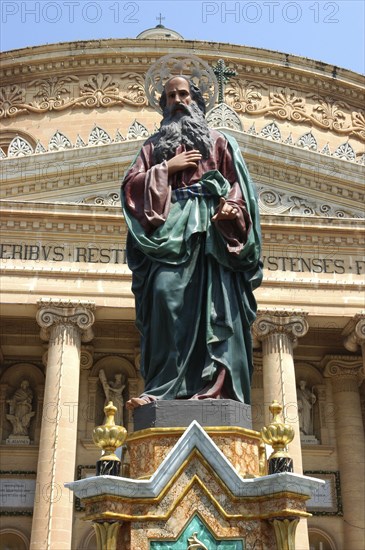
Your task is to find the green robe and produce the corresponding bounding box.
[122,131,262,403]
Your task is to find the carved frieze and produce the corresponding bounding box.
[0,72,147,119]
[257,185,365,219]
[225,79,365,142]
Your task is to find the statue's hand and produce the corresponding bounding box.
[166,150,202,176]
[212,197,239,221]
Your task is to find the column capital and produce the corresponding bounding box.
[36,299,95,343]
[253,310,309,346]
[342,313,365,352]
[322,354,364,383]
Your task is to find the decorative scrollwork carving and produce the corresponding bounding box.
[30,75,79,111]
[323,356,363,389]
[258,185,364,218]
[310,95,348,130]
[80,347,94,370]
[225,78,365,142]
[0,84,28,118]
[36,300,95,342]
[225,79,266,113]
[78,192,120,206]
[268,87,307,121]
[253,311,309,343]
[0,72,147,120]
[79,73,119,107]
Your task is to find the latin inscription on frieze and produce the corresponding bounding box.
[0,242,364,274]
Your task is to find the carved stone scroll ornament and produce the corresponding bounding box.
[323,356,365,390]
[257,186,365,218]
[0,73,147,119]
[36,300,95,344]
[225,79,365,142]
[0,84,29,118]
[253,311,309,345]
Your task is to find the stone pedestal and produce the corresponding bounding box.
[66,401,323,550]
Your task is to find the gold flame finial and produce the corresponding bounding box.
[260,400,295,462]
[92,401,127,462]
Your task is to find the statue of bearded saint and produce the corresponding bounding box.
[121,75,262,410]
[6,380,35,436]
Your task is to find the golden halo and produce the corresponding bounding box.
[145,53,218,113]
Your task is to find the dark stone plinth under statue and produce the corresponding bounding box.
[133,399,252,431]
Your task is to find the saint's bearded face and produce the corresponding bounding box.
[152,97,213,164]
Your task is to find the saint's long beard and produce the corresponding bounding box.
[152,102,213,164]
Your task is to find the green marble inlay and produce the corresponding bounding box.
[150,514,244,549]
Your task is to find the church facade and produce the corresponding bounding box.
[0,27,364,550]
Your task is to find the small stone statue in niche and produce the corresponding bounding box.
[99,369,126,426]
[6,380,35,438]
[297,379,316,436]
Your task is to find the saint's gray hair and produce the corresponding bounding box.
[152,101,213,163]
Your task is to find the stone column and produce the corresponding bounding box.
[253,310,309,550]
[324,355,365,550]
[79,346,94,437]
[86,376,99,435]
[30,299,95,550]
[253,310,309,471]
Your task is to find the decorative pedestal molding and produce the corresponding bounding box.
[30,299,95,550]
[324,355,365,550]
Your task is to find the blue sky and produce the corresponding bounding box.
[1,1,364,74]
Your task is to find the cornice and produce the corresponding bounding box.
[1,38,364,90]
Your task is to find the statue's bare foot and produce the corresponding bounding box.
[126,397,152,410]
